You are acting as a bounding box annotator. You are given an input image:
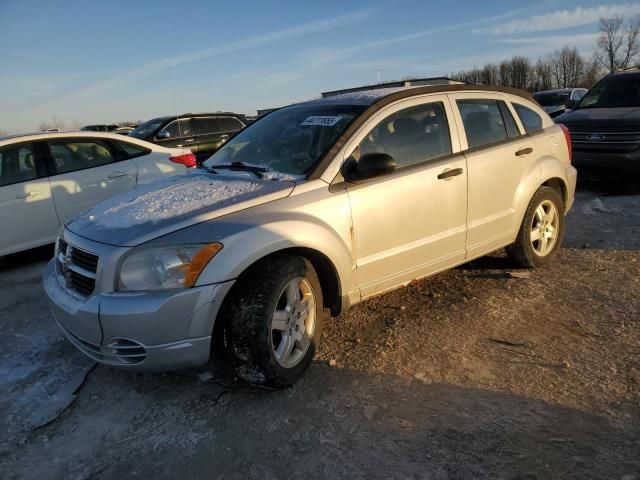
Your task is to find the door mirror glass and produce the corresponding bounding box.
[156,130,171,139]
[341,152,396,183]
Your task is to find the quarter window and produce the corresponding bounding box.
[499,101,521,138]
[354,102,452,169]
[218,117,244,132]
[115,140,151,159]
[513,104,543,134]
[193,117,222,136]
[159,118,192,138]
[457,99,509,149]
[0,143,37,187]
[49,140,115,174]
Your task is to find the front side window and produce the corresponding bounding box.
[0,143,37,187]
[193,117,221,136]
[49,140,115,174]
[205,104,364,176]
[457,99,509,149]
[354,102,452,169]
[158,118,192,138]
[513,104,543,134]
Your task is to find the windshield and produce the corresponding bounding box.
[578,74,640,109]
[129,118,167,139]
[204,104,365,177]
[533,92,569,107]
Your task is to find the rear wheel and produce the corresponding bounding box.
[507,186,565,268]
[222,254,323,387]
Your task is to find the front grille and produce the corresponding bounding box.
[56,239,99,297]
[70,247,99,273]
[571,131,640,145]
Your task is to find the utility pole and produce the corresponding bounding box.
[377,65,381,84]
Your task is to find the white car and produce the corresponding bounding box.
[0,131,194,256]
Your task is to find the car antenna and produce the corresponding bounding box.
[168,65,183,137]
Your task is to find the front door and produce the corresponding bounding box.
[0,141,60,255]
[45,138,138,224]
[156,118,196,151]
[343,97,468,299]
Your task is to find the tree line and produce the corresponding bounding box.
[450,15,640,92]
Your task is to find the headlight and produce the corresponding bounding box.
[118,243,223,291]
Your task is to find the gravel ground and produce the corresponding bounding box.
[0,170,639,480]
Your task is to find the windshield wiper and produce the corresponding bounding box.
[201,162,268,179]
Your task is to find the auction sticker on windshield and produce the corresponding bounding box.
[300,116,343,127]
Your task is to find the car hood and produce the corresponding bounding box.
[542,105,566,115]
[66,171,295,247]
[556,107,640,127]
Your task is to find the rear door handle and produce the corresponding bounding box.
[15,191,40,199]
[184,138,195,143]
[437,168,464,180]
[515,147,533,156]
[107,171,128,179]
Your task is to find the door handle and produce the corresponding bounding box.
[220,134,229,138]
[184,138,195,143]
[107,171,128,179]
[515,147,533,156]
[437,168,464,180]
[15,191,40,199]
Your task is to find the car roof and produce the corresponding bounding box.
[292,84,534,109]
[534,88,584,95]
[0,130,160,147]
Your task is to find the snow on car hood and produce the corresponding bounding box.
[66,170,295,246]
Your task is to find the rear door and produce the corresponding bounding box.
[192,116,224,158]
[0,141,60,255]
[46,138,138,224]
[448,93,538,258]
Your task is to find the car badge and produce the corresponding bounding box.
[587,134,606,142]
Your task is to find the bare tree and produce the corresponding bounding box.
[480,63,499,86]
[498,61,511,87]
[582,56,603,88]
[38,117,66,131]
[595,15,640,73]
[549,47,585,88]
[507,56,532,90]
[534,59,554,91]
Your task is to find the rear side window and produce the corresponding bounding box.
[218,117,244,132]
[159,118,192,138]
[457,99,509,149]
[114,140,151,159]
[0,143,37,186]
[513,104,543,134]
[193,117,222,136]
[355,101,452,169]
[49,140,115,174]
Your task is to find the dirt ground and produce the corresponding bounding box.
[1,169,639,480]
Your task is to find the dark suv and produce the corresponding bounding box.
[129,113,246,162]
[556,69,640,173]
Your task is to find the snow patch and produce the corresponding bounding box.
[85,172,263,230]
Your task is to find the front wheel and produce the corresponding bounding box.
[222,254,324,387]
[507,186,565,268]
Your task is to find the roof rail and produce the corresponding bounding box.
[616,65,640,72]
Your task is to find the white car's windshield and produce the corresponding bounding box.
[204,104,365,177]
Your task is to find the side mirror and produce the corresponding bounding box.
[156,130,171,140]
[341,152,396,183]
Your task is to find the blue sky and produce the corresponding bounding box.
[1,0,639,132]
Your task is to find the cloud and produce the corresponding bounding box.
[475,3,640,35]
[40,7,376,103]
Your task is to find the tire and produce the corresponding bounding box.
[506,186,565,268]
[222,254,324,388]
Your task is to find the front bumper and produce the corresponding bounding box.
[43,259,234,371]
[572,147,640,171]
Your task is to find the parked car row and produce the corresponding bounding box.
[533,87,587,118]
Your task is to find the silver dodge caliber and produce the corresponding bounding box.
[44,85,577,387]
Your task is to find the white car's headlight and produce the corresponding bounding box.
[118,243,223,291]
